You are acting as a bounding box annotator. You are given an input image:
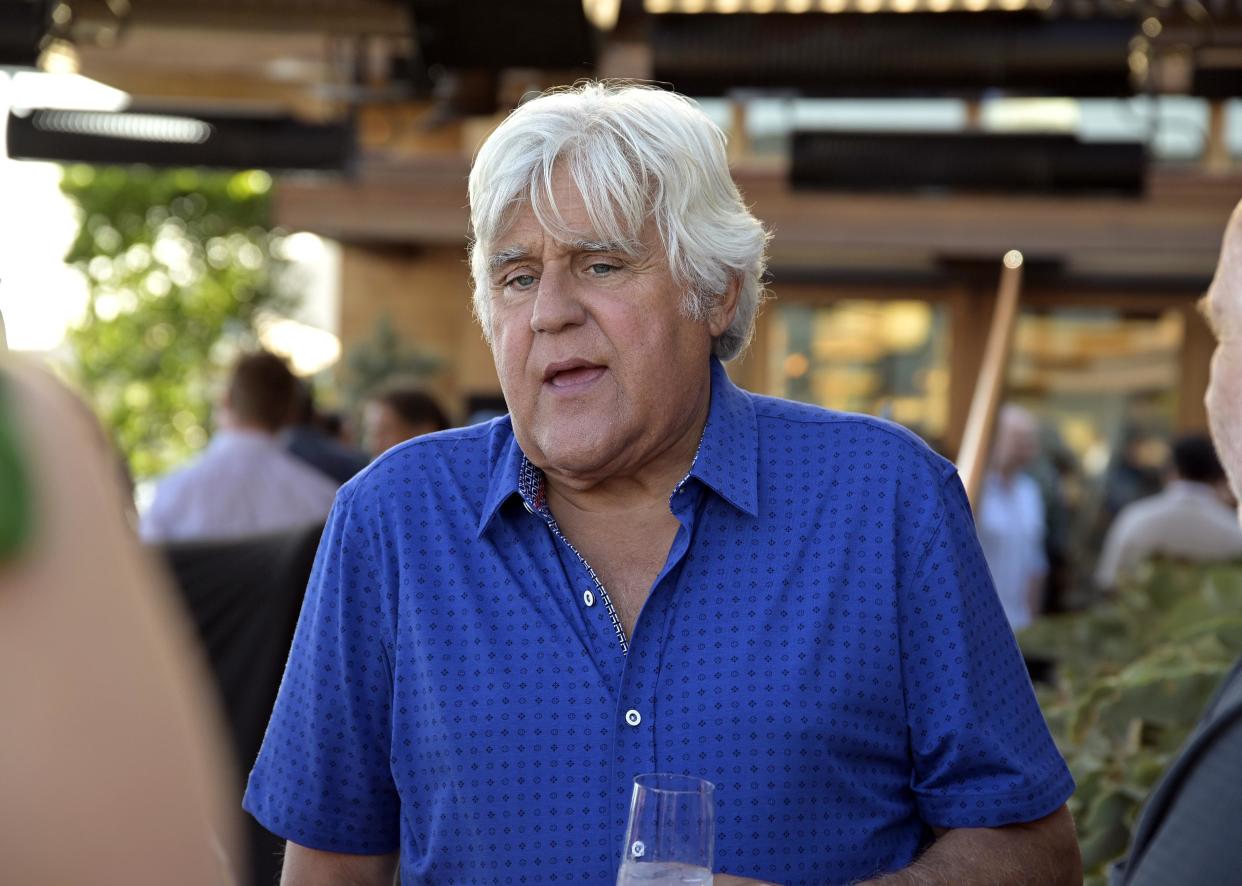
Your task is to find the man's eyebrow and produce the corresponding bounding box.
[567,238,633,255]
[487,247,531,274]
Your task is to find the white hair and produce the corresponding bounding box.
[467,81,770,361]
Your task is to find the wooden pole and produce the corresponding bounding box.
[1205,100,1230,174]
[958,250,1024,511]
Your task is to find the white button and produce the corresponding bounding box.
[583,589,596,607]
[625,709,642,727]
[522,499,535,515]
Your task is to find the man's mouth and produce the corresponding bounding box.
[543,360,607,389]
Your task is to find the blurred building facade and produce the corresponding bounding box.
[7,0,1242,517]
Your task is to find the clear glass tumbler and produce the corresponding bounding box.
[616,773,716,886]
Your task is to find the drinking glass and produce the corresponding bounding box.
[616,773,715,886]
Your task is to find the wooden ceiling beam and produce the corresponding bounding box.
[273,159,1241,277]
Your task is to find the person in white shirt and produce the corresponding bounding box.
[1095,434,1242,590]
[976,404,1048,632]
[140,351,338,543]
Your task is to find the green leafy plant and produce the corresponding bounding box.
[341,314,441,406]
[59,165,293,480]
[1020,560,1242,885]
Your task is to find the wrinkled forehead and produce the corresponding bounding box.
[486,193,650,268]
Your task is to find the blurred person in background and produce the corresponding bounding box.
[361,381,449,459]
[1099,430,1167,528]
[140,350,337,543]
[1095,433,1242,591]
[1112,200,1242,885]
[0,355,240,885]
[281,380,368,485]
[977,404,1049,632]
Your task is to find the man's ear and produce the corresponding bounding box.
[707,274,742,339]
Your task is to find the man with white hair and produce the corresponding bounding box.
[245,83,1079,885]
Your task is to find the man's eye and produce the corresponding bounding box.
[507,274,536,289]
[588,262,618,276]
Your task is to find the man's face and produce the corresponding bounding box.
[1204,202,1242,503]
[484,168,732,484]
[993,409,1039,476]
[363,401,430,459]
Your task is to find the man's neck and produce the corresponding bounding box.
[542,388,710,518]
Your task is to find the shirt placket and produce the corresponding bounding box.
[609,477,702,861]
[517,456,704,868]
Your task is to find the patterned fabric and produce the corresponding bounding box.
[244,358,1074,886]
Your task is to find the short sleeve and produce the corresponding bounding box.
[243,489,400,854]
[899,472,1074,829]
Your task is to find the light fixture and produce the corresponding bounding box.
[9,71,129,112]
[6,109,354,171]
[582,0,622,29]
[37,37,76,75]
[24,108,211,144]
[639,0,1065,10]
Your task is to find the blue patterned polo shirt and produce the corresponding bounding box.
[244,358,1074,885]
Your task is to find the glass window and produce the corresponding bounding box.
[770,299,950,446]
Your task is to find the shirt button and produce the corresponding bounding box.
[522,499,535,515]
[583,589,596,607]
[625,709,642,727]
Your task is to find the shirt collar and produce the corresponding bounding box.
[1167,479,1225,502]
[475,357,759,539]
[210,427,280,451]
[687,357,759,517]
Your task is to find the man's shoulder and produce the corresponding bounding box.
[338,417,511,506]
[269,446,341,497]
[746,391,955,482]
[149,451,213,499]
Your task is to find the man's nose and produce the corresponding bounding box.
[530,265,587,334]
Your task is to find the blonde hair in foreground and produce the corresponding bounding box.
[468,81,771,361]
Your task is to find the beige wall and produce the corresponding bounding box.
[340,243,501,421]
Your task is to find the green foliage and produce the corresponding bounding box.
[1020,560,1242,885]
[341,314,441,406]
[59,165,292,480]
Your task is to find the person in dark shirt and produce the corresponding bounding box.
[282,380,368,485]
[1112,199,1242,885]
